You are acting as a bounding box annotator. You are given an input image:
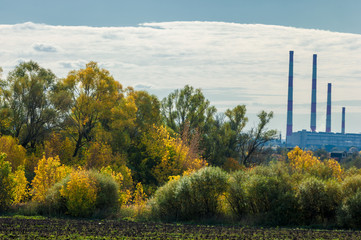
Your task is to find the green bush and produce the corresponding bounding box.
[342,174,361,197]
[338,191,361,229]
[226,170,248,220]
[243,164,298,226]
[150,167,229,221]
[297,177,342,225]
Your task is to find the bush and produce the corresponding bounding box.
[31,156,72,202]
[338,191,361,229]
[297,177,342,225]
[60,170,98,217]
[150,167,229,221]
[226,170,248,220]
[242,163,298,226]
[0,153,14,211]
[43,169,119,218]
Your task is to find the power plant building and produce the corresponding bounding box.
[285,51,361,150]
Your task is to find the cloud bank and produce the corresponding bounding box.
[1,21,361,134]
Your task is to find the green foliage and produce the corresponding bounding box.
[338,191,361,229]
[297,177,342,225]
[150,167,229,221]
[243,163,298,226]
[0,61,66,149]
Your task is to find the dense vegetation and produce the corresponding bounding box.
[2,61,361,231]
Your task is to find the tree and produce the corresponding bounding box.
[238,111,277,166]
[161,85,216,134]
[61,62,123,157]
[0,61,66,149]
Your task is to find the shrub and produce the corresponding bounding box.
[60,170,98,217]
[43,169,119,218]
[150,167,229,221]
[342,174,361,197]
[226,170,248,220]
[0,153,14,211]
[296,177,341,225]
[338,191,361,228]
[12,165,29,204]
[31,156,72,202]
[243,164,298,226]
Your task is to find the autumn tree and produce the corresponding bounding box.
[61,62,123,157]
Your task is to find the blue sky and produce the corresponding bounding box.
[1,1,361,136]
[1,0,361,34]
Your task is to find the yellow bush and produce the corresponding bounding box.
[31,156,72,202]
[288,147,344,181]
[288,147,321,173]
[60,170,98,217]
[12,166,29,204]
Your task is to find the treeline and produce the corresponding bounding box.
[0,61,276,190]
[2,61,361,229]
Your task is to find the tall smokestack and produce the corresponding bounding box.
[310,54,317,132]
[326,83,332,132]
[342,107,345,134]
[286,51,294,139]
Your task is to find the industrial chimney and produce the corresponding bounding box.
[310,54,317,132]
[326,83,332,132]
[286,51,294,140]
[342,107,345,134]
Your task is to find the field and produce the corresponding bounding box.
[1,217,361,239]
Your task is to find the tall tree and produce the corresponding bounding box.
[161,85,216,134]
[61,62,123,157]
[0,61,64,149]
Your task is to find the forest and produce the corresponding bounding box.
[1,61,361,230]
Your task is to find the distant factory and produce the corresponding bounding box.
[285,51,361,151]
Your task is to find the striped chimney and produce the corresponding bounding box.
[342,107,345,134]
[310,54,317,132]
[326,83,332,133]
[286,51,294,138]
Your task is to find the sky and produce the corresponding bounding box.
[1,1,361,137]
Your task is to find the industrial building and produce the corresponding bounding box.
[285,51,361,150]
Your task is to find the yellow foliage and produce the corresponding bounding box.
[133,182,147,214]
[44,133,75,165]
[288,147,344,181]
[31,156,72,202]
[143,125,207,185]
[85,142,113,169]
[288,146,321,173]
[100,166,134,205]
[12,166,29,204]
[60,170,98,217]
[324,159,344,181]
[0,136,26,170]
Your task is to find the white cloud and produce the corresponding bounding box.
[1,21,361,135]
